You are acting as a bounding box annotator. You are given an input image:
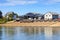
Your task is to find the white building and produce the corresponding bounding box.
[44,12,59,20]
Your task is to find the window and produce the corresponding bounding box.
[49,15,51,16]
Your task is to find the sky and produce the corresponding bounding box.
[0,0,60,16]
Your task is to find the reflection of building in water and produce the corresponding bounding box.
[53,27,60,35]
[44,27,53,40]
[44,27,52,37]
[2,26,60,40]
[15,27,21,36]
[21,27,42,35]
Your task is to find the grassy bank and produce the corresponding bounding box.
[0,21,60,27]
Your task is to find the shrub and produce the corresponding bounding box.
[0,18,7,24]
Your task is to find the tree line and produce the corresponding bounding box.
[0,11,18,23]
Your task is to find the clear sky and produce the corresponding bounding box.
[0,0,60,16]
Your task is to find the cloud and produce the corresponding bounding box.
[0,0,38,6]
[43,0,60,5]
[0,0,60,6]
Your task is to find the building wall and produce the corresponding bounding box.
[58,15,60,19]
[52,15,58,19]
[44,13,52,20]
[13,15,17,20]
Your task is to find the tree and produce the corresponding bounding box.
[0,11,3,18]
[5,12,18,21]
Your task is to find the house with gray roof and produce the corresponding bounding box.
[24,12,42,20]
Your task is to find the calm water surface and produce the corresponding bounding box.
[0,26,60,40]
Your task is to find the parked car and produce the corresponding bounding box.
[15,18,20,22]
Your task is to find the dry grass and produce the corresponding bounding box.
[0,21,60,27]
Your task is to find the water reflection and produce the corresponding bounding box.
[1,26,60,40]
[21,27,42,35]
[44,27,52,40]
[53,27,60,40]
[0,27,2,40]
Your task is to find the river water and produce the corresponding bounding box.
[0,26,60,40]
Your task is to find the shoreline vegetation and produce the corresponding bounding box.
[0,11,60,27]
[0,21,60,27]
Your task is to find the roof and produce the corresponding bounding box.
[35,14,42,17]
[45,12,59,15]
[26,13,34,16]
[25,12,42,17]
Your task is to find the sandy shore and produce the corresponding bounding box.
[0,21,60,27]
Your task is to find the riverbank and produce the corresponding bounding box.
[0,21,60,27]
